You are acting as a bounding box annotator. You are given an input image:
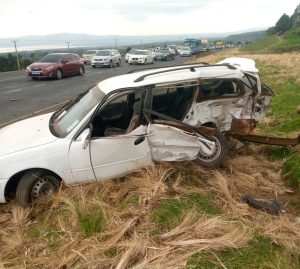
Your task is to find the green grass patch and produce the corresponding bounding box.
[241,35,279,52]
[118,196,139,210]
[282,154,300,189]
[272,28,300,52]
[150,195,220,231]
[76,205,105,236]
[187,234,300,269]
[265,146,300,189]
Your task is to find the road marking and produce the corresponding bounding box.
[5,88,23,94]
[0,76,25,82]
[3,85,19,89]
[0,100,68,128]
[33,83,46,88]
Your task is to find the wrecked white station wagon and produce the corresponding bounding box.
[0,58,274,205]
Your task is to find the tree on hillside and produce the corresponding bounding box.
[275,13,292,34]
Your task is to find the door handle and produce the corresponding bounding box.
[134,136,145,145]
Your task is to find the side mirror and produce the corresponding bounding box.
[77,128,90,149]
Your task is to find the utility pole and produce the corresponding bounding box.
[65,41,70,52]
[114,38,118,49]
[11,39,21,71]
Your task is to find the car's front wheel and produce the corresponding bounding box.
[56,69,63,80]
[117,59,121,66]
[16,170,61,206]
[78,66,84,75]
[195,130,228,169]
[144,59,147,65]
[109,60,113,68]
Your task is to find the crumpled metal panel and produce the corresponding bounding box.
[147,124,204,161]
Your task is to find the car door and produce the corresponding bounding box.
[143,84,216,162]
[62,54,73,75]
[70,89,153,184]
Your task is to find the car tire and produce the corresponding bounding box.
[109,60,113,68]
[195,130,228,169]
[144,59,147,65]
[16,170,61,206]
[31,77,38,80]
[78,66,84,75]
[56,69,63,80]
[92,65,96,68]
[117,59,121,66]
[151,59,154,64]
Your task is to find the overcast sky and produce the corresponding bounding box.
[0,0,299,38]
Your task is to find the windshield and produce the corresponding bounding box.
[38,54,64,63]
[159,49,169,53]
[84,50,96,55]
[51,85,105,137]
[96,50,111,56]
[182,48,190,51]
[133,50,147,55]
[127,49,136,54]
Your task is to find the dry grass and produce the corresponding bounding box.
[0,145,299,268]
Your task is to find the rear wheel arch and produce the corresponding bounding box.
[4,168,63,202]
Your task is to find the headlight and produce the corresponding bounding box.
[26,66,31,71]
[140,57,145,60]
[44,66,53,71]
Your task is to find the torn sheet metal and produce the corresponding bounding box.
[147,124,215,162]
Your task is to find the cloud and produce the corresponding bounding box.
[81,0,224,21]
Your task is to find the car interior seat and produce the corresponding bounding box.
[104,101,140,136]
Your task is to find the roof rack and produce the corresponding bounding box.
[133,63,237,83]
[127,62,209,74]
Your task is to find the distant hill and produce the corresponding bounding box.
[0,28,267,53]
[225,30,266,43]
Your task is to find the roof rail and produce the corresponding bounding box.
[127,62,209,74]
[133,63,237,83]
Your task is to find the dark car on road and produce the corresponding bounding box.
[26,53,85,80]
[154,48,175,61]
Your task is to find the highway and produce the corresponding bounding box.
[0,56,193,127]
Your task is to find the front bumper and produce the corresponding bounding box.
[91,61,110,67]
[27,70,54,78]
[155,56,168,61]
[128,58,145,64]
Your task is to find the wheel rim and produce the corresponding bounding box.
[57,70,62,79]
[31,177,57,200]
[197,137,221,162]
[79,67,84,74]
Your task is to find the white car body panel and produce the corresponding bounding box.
[91,125,153,181]
[147,124,215,162]
[0,113,57,157]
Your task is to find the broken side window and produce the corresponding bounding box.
[151,81,197,121]
[197,80,243,101]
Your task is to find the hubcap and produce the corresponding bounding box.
[197,137,221,162]
[31,178,56,200]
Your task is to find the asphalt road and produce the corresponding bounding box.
[0,56,193,127]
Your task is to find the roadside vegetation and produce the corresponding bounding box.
[0,48,299,268]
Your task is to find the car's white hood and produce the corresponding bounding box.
[0,113,58,157]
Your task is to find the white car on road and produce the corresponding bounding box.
[125,49,137,62]
[179,47,192,57]
[91,49,121,68]
[0,58,273,205]
[128,50,154,65]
